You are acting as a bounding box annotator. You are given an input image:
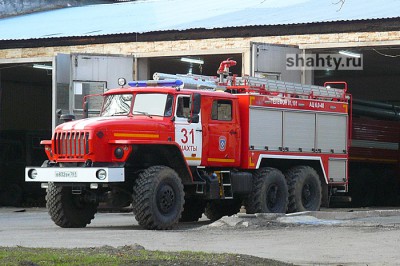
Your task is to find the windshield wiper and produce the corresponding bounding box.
[133,111,153,118]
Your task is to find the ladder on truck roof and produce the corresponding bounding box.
[154,72,348,102]
[235,76,347,101]
[153,59,348,102]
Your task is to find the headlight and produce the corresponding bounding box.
[96,169,107,180]
[28,169,38,179]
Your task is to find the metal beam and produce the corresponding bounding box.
[299,40,400,50]
[0,57,53,64]
[134,48,247,58]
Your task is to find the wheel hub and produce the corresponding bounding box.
[302,184,313,207]
[266,184,278,208]
[157,184,175,214]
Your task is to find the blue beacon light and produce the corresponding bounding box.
[128,79,183,87]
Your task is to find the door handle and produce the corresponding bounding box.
[229,130,237,135]
[196,129,202,132]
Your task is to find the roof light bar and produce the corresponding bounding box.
[128,79,183,87]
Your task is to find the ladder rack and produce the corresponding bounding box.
[153,72,347,102]
[235,76,347,101]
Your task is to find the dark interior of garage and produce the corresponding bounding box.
[0,63,52,130]
[0,62,52,206]
[313,47,400,207]
[148,54,242,78]
[313,47,400,105]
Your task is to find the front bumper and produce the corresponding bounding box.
[25,167,125,183]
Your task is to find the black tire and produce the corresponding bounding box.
[245,167,288,214]
[46,183,98,228]
[132,166,184,230]
[179,198,206,222]
[287,166,322,213]
[204,199,242,221]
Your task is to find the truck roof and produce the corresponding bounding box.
[104,86,238,99]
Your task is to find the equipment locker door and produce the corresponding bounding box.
[251,42,306,83]
[53,53,134,127]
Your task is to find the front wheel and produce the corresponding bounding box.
[286,166,322,213]
[132,166,184,230]
[46,183,98,228]
[245,167,288,214]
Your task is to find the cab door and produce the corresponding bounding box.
[174,95,202,166]
[206,98,240,167]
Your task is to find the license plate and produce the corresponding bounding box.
[55,171,78,178]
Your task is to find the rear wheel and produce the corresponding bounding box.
[245,167,288,214]
[46,183,98,228]
[132,166,184,230]
[287,166,322,213]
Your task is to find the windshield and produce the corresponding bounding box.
[101,93,173,117]
[133,93,173,117]
[101,94,132,117]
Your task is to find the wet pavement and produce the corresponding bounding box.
[1,207,400,265]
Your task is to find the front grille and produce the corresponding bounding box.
[54,131,90,158]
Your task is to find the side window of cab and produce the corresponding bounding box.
[211,100,232,121]
[176,95,191,118]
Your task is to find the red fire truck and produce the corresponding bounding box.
[26,59,351,229]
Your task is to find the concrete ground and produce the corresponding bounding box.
[1,207,400,265]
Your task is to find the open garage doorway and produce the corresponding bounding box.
[147,54,243,78]
[310,46,400,207]
[0,61,52,206]
[312,46,400,104]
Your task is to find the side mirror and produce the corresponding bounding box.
[192,93,201,115]
[83,100,89,118]
[56,109,62,119]
[190,114,199,123]
[189,93,201,123]
[60,114,75,122]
